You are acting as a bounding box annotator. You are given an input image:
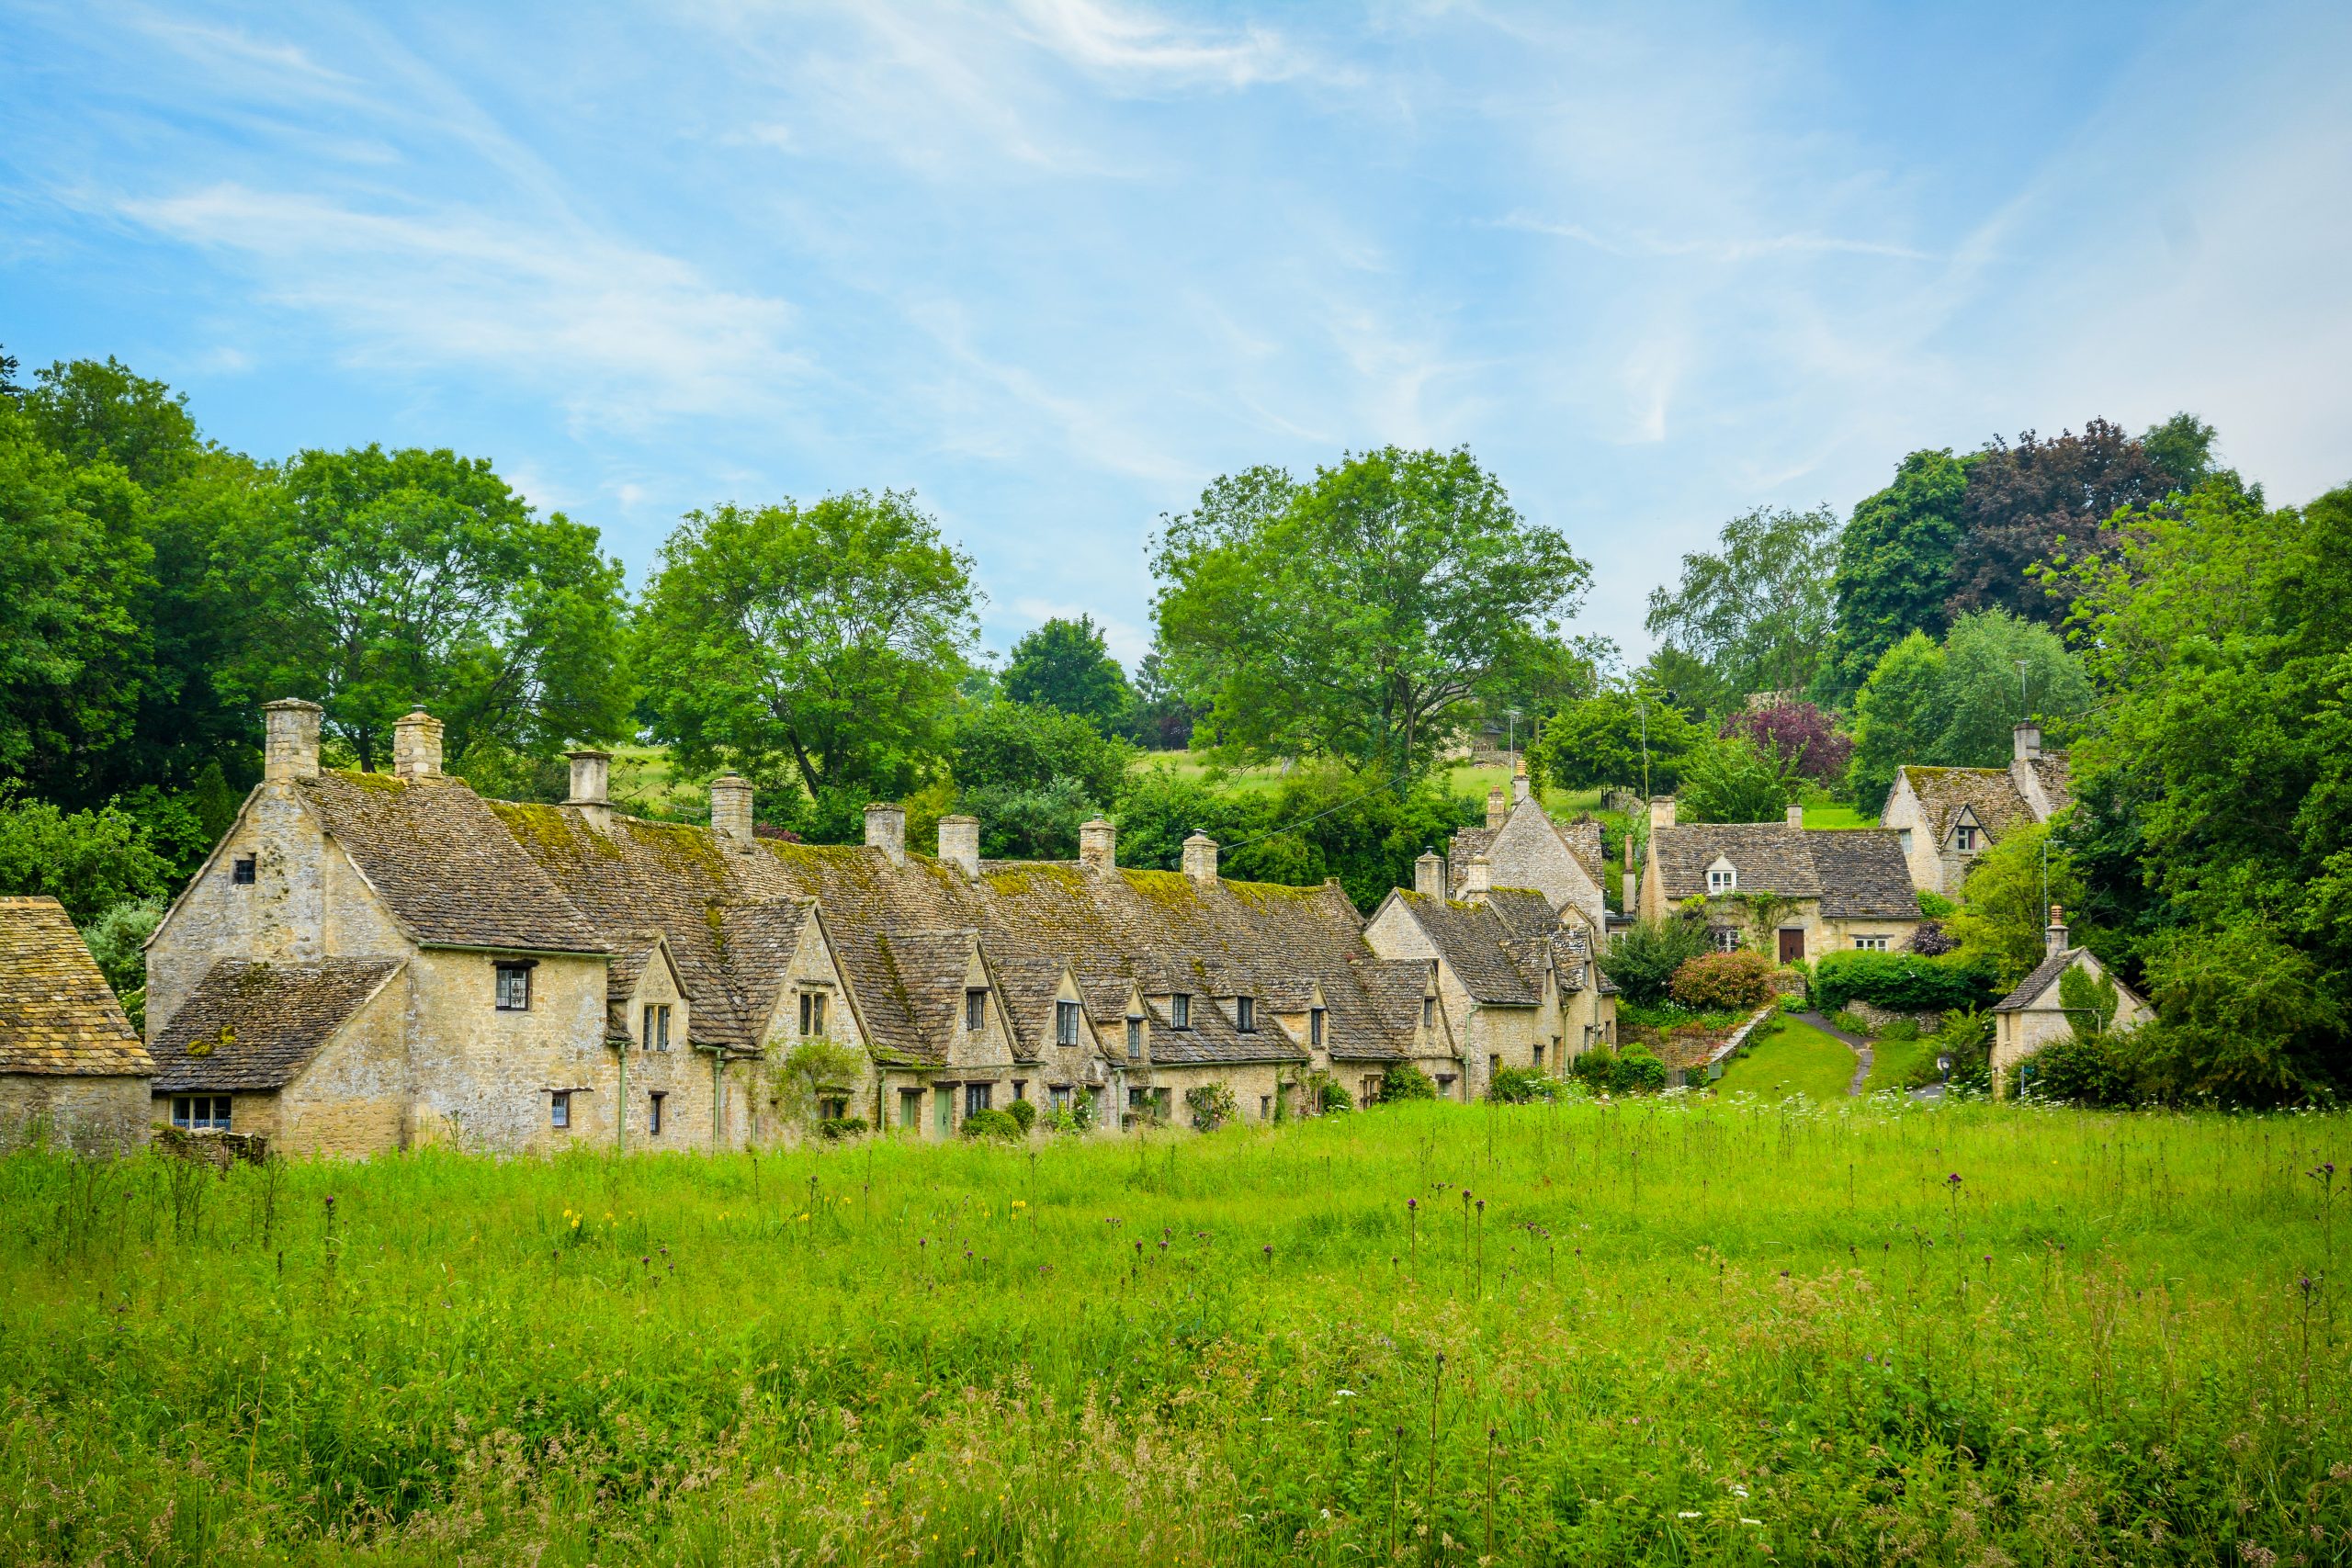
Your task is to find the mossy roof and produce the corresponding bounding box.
[1653,822,1919,920]
[153,956,401,1092]
[1896,765,2037,844]
[0,897,151,1077]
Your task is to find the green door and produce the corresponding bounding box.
[934,1085,954,1137]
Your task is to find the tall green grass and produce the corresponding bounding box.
[3,1101,2347,1563]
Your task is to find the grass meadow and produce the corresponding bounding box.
[5,1100,2350,1565]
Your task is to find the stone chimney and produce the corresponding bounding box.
[1486,785,1507,830]
[1462,857,1492,900]
[1511,758,1532,807]
[567,750,613,830]
[262,698,323,781]
[1785,803,1805,830]
[1414,851,1443,897]
[2014,722,2042,762]
[391,710,444,780]
[938,814,980,878]
[1623,868,1638,912]
[2045,905,2069,956]
[1649,796,1677,830]
[1182,832,1219,885]
[865,802,907,866]
[1079,817,1116,872]
[710,774,754,848]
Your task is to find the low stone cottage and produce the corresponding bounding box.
[1637,799,1921,961]
[1991,908,2152,1095]
[1879,724,2074,897]
[0,897,153,1152]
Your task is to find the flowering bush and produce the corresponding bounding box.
[1668,950,1776,1011]
[1719,699,1853,784]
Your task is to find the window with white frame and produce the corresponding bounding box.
[171,1095,231,1130]
[549,1090,571,1129]
[1711,926,1743,953]
[1706,858,1737,894]
[1853,935,1891,952]
[1954,825,1980,852]
[1056,1000,1080,1045]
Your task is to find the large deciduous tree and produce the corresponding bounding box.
[1001,615,1134,737]
[1151,447,1590,775]
[1816,449,1968,703]
[1946,419,2177,626]
[1530,689,1704,798]
[220,446,629,773]
[1645,504,1838,705]
[1843,612,2093,810]
[636,491,978,837]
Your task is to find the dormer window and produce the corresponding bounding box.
[1309,1007,1324,1049]
[1170,993,1191,1029]
[1236,997,1256,1032]
[1057,1000,1080,1045]
[1954,825,1980,852]
[1706,857,1737,894]
[1126,1016,1143,1058]
[232,856,256,886]
[1421,997,1435,1031]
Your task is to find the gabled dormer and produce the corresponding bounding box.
[1705,855,1737,895]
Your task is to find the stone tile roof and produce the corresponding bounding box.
[1482,888,1560,942]
[2023,755,2074,812]
[1342,959,1429,1061]
[0,897,151,1077]
[1393,892,1542,1006]
[152,957,402,1091]
[1996,948,2081,1012]
[303,773,603,954]
[1652,824,1919,920]
[1897,766,2036,843]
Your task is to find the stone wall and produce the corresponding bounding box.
[406,951,610,1154]
[1847,999,1943,1034]
[0,1074,150,1154]
[272,967,409,1156]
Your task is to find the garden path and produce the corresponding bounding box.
[1801,1010,1873,1097]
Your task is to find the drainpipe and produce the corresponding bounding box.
[615,1042,628,1155]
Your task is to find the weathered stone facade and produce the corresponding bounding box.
[1879,724,2075,897]
[1990,910,2154,1096]
[1637,799,1921,961]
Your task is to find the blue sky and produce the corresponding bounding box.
[6,1,2348,669]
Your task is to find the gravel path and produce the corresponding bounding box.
[1801,1010,1874,1097]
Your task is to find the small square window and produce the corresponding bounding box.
[819,1094,849,1122]
[649,1091,665,1136]
[550,1091,571,1129]
[232,856,256,885]
[1056,999,1080,1045]
[1708,867,1736,894]
[966,989,988,1032]
[1236,997,1255,1032]
[1170,994,1191,1030]
[1955,826,1980,852]
[495,963,532,1011]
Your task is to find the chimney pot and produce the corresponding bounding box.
[261,698,323,781]
[1413,851,1443,898]
[2045,905,2069,956]
[1486,785,1507,830]
[1785,803,1805,830]
[937,814,980,878]
[1510,758,1532,807]
[1648,795,1677,830]
[710,774,754,847]
[1079,817,1116,871]
[1182,832,1219,885]
[2014,721,2043,762]
[865,802,907,866]
[391,709,444,780]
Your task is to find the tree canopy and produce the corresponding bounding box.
[1001,615,1134,737]
[1151,446,1590,774]
[1644,503,1838,706]
[1817,449,1968,703]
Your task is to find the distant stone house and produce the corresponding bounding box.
[0,897,153,1152]
[144,701,1602,1156]
[1637,799,1921,962]
[1990,907,2153,1095]
[1443,762,1610,931]
[1880,724,2074,897]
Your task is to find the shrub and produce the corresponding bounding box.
[1378,1063,1436,1103]
[1811,950,1996,1014]
[1668,950,1775,1011]
[1599,916,1712,1005]
[2020,1032,2138,1108]
[816,1116,868,1140]
[1317,1078,1353,1113]
[1487,1066,1553,1104]
[959,1107,1023,1140]
[1183,1081,1238,1132]
[1916,890,1957,920]
[1878,1018,1921,1043]
[1905,919,1958,956]
[1611,1047,1669,1094]
[1006,1097,1037,1132]
[79,897,163,1032]
[1830,1010,1871,1038]
[1570,1046,1616,1088]
[2132,926,2341,1106]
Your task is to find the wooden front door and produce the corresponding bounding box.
[1778,928,1804,964]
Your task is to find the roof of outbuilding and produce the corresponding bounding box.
[1651,822,1919,920]
[303,773,604,954]
[151,956,402,1091]
[0,897,151,1077]
[1995,948,2084,1011]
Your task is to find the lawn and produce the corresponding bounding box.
[1863,1030,1940,1094]
[6,1104,2346,1564]
[1800,802,1881,829]
[1712,1014,1860,1100]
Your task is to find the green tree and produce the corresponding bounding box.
[1817,448,1968,702]
[0,788,175,924]
[954,701,1132,859]
[1945,821,2084,990]
[2140,412,2218,493]
[1645,504,1838,703]
[1936,609,2094,764]
[767,1039,865,1126]
[1597,914,1711,1006]
[23,357,203,491]
[1002,615,1134,736]
[1530,689,1703,797]
[636,491,978,838]
[1152,447,1591,774]
[1676,735,1799,823]
[1947,418,2177,626]
[221,446,629,773]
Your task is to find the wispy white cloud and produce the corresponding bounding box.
[1494,210,1929,265]
[1009,0,1315,90]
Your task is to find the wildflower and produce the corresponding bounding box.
[1678,1511,1702,1519]
[1012,1201,1026,1209]
[1334,1389,1357,1398]
[1741,1517,1762,1527]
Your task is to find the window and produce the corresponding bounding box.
[648,1091,666,1136]
[1309,1007,1324,1049]
[1707,864,1736,894]
[549,1091,571,1130]
[1711,927,1743,953]
[1898,829,1914,854]
[899,1089,923,1130]
[494,962,533,1011]
[799,991,827,1037]
[1362,1075,1382,1105]
[1488,1054,1500,1078]
[1125,1016,1143,1059]
[642,1003,671,1052]
[819,1094,849,1122]
[1421,997,1435,1031]
[1236,996,1256,1032]
[965,1082,992,1117]
[1051,1085,1071,1112]
[1057,1000,1080,1045]
[1853,935,1891,952]
[1954,825,1980,852]
[1012,1080,1026,1104]
[1170,993,1191,1029]
[1534,1043,1546,1070]
[1260,1095,1272,1120]
[1128,1087,1150,1111]
[1435,1074,1457,1099]
[966,989,988,1032]
[232,856,256,885]
[171,1095,231,1130]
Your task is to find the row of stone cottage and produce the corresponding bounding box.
[28,700,1608,1156]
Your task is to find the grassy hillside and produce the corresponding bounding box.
[4,1102,2344,1563]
